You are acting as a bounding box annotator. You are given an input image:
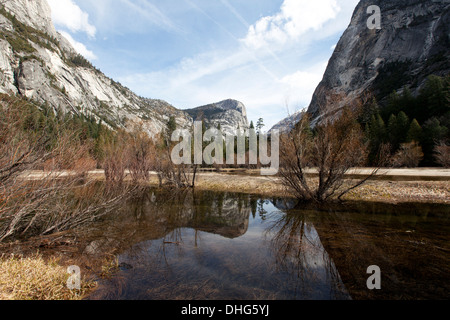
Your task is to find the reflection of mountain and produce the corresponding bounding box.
[82,190,254,255]
[267,200,450,300]
[89,191,353,300]
[188,195,251,239]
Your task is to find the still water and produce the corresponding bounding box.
[85,189,449,300]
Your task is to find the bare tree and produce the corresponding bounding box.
[154,149,198,189]
[0,95,137,243]
[434,141,450,168]
[126,122,155,183]
[279,107,385,203]
[103,132,128,184]
[391,141,424,168]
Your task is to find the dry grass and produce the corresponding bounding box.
[160,172,450,204]
[0,253,95,300]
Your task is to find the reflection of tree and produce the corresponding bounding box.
[267,210,349,299]
[258,200,268,220]
[250,198,258,219]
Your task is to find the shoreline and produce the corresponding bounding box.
[19,168,450,204]
[187,172,450,205]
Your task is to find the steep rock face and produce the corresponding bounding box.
[307,0,449,122]
[0,0,192,136]
[270,110,304,134]
[0,0,56,37]
[184,99,250,135]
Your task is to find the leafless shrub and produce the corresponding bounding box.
[0,95,136,243]
[150,132,198,189]
[154,153,198,189]
[126,122,155,183]
[103,133,128,185]
[391,141,424,168]
[434,141,450,168]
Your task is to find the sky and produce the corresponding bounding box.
[47,0,360,130]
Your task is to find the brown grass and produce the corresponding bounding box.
[156,172,450,204]
[0,253,95,300]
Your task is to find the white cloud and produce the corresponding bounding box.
[94,0,357,129]
[279,61,328,106]
[60,31,97,61]
[117,48,328,129]
[281,68,325,93]
[243,0,340,49]
[48,0,96,38]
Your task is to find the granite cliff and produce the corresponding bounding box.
[0,0,195,136]
[0,0,249,137]
[185,99,250,135]
[308,0,449,122]
[271,0,449,131]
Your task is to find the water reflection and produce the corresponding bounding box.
[266,211,349,299]
[84,189,449,300]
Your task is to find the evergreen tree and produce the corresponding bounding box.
[387,114,398,147]
[406,119,423,143]
[167,116,177,135]
[256,118,265,135]
[396,111,410,144]
[367,114,387,162]
[419,75,449,120]
[360,97,379,125]
[422,118,449,165]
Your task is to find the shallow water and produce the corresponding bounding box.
[85,189,450,300]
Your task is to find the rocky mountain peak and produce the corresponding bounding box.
[0,0,195,137]
[184,99,249,135]
[0,0,56,38]
[0,0,252,138]
[306,0,449,122]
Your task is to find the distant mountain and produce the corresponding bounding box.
[269,110,304,134]
[0,0,192,136]
[0,0,252,137]
[271,0,449,131]
[184,99,249,135]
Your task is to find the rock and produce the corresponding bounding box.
[307,0,450,122]
[0,0,57,37]
[0,39,17,94]
[184,99,250,135]
[0,0,193,137]
[271,0,450,131]
[0,1,249,136]
[269,110,304,134]
[84,240,102,256]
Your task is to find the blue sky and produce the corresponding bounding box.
[47,0,359,130]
